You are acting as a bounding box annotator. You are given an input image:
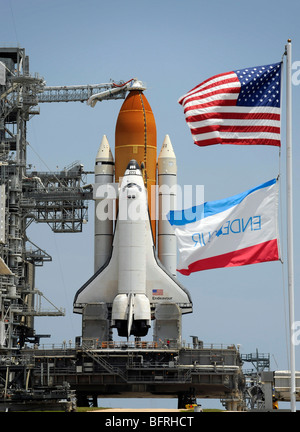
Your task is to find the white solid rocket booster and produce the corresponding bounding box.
[94,135,114,272]
[158,135,177,277]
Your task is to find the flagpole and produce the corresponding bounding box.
[285,39,296,412]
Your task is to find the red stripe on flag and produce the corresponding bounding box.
[184,99,238,113]
[194,138,281,147]
[185,112,281,123]
[177,239,279,275]
[191,125,280,135]
[178,71,236,104]
[183,80,240,104]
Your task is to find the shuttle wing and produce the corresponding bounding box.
[73,214,192,314]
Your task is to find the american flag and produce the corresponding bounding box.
[152,289,163,295]
[178,62,281,147]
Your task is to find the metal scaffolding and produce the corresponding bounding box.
[0,47,127,351]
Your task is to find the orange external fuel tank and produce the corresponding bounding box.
[115,89,157,241]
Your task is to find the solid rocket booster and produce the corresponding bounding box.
[73,84,192,339]
[94,135,114,271]
[158,134,177,277]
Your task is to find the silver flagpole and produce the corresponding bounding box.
[285,39,296,412]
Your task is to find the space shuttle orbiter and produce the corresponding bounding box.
[73,81,192,339]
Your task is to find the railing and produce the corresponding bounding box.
[33,340,237,351]
[81,339,237,351]
[33,366,194,384]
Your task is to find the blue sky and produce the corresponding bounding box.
[2,0,300,409]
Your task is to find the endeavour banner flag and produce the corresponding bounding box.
[168,179,280,275]
[178,62,281,147]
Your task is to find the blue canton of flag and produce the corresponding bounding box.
[178,62,282,147]
[235,63,281,107]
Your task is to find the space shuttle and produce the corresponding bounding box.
[73,81,192,340]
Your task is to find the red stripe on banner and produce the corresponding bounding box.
[178,239,279,275]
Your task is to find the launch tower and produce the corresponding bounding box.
[0,47,129,350]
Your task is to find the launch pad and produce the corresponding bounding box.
[0,338,244,411]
